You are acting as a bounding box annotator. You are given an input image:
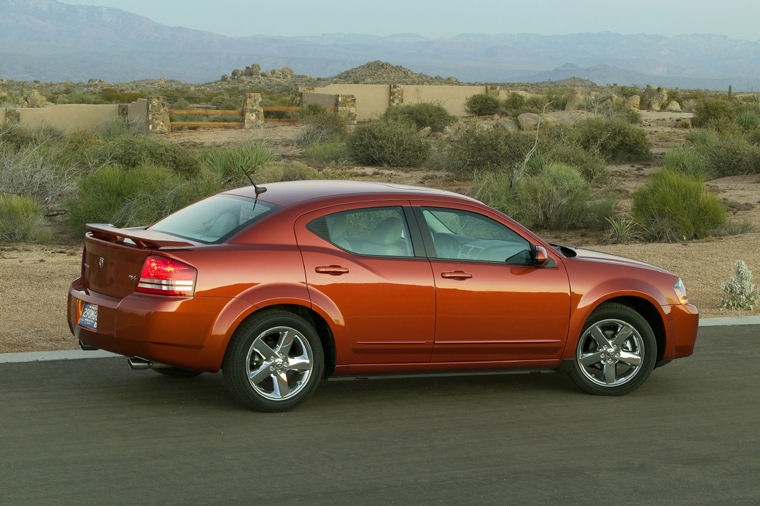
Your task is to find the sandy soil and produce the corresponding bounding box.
[2,113,759,354]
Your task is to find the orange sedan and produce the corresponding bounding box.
[68,181,698,411]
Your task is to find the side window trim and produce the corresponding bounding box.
[307,205,417,259]
[413,205,535,265]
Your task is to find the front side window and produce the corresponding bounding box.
[421,207,531,264]
[151,195,276,243]
[308,206,413,257]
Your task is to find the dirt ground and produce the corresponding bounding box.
[2,112,759,354]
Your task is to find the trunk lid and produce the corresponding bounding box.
[83,224,197,298]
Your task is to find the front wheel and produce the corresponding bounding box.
[223,310,324,411]
[569,303,657,396]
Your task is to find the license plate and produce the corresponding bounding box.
[78,302,98,330]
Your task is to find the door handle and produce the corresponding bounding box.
[441,271,472,280]
[315,265,349,275]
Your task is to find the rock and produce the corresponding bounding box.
[418,126,432,137]
[24,90,46,108]
[645,85,668,111]
[221,74,229,81]
[665,100,682,112]
[625,95,641,109]
[492,113,500,120]
[250,64,261,75]
[281,67,294,77]
[495,118,520,131]
[231,69,242,79]
[517,112,540,131]
[1,78,7,84]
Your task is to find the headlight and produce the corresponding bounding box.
[673,278,688,305]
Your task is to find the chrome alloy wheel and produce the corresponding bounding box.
[576,318,645,387]
[245,326,314,401]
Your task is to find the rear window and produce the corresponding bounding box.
[150,195,277,243]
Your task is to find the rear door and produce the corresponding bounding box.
[295,202,436,365]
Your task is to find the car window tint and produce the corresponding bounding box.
[308,207,413,257]
[421,207,532,264]
[151,195,276,243]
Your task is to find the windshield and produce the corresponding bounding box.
[150,194,277,243]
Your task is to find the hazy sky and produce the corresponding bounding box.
[61,0,760,40]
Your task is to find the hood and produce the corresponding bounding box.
[571,248,670,274]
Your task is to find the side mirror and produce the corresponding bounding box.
[533,245,548,266]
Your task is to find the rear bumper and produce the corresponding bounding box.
[68,278,233,371]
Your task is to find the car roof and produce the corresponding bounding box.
[224,180,480,208]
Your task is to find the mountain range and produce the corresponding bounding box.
[2,0,759,90]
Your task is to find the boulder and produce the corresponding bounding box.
[495,118,520,131]
[517,112,540,131]
[24,90,46,108]
[625,95,641,110]
[645,85,668,111]
[281,66,294,77]
[564,89,588,110]
[231,69,242,79]
[418,126,432,137]
[220,74,229,81]
[665,100,682,112]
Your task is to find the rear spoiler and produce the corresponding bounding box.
[86,224,196,249]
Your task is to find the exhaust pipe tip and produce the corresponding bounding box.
[127,357,173,370]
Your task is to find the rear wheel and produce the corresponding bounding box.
[569,303,657,396]
[223,310,324,412]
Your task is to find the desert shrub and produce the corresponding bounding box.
[304,139,348,164]
[465,94,500,116]
[0,194,50,242]
[255,161,319,183]
[685,128,719,148]
[663,147,709,179]
[442,124,535,176]
[747,129,760,146]
[632,169,726,241]
[347,119,430,167]
[65,164,203,235]
[600,100,642,124]
[0,125,62,152]
[202,142,273,185]
[538,141,608,182]
[0,143,76,211]
[692,97,737,128]
[297,105,347,146]
[719,260,760,310]
[700,134,760,177]
[473,163,615,230]
[96,135,200,177]
[545,88,569,110]
[576,118,651,162]
[501,93,527,115]
[605,216,642,244]
[383,103,456,132]
[736,110,760,131]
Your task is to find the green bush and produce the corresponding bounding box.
[473,163,615,230]
[663,147,709,179]
[501,93,527,115]
[442,124,535,176]
[383,103,456,132]
[255,161,319,183]
[297,105,347,146]
[65,164,200,235]
[465,94,500,116]
[736,110,760,131]
[576,118,651,163]
[692,97,737,128]
[698,133,760,178]
[202,142,273,185]
[304,139,348,164]
[0,194,50,242]
[632,169,726,241]
[538,141,608,182]
[545,88,569,110]
[347,119,430,167]
[97,135,201,177]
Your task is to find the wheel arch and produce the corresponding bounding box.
[591,297,666,364]
[224,303,337,377]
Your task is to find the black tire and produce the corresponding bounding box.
[223,310,324,412]
[569,303,657,396]
[153,367,203,378]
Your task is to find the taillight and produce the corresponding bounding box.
[136,255,196,296]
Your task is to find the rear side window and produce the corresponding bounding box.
[308,206,413,257]
[150,195,276,243]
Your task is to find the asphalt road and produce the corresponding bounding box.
[1,325,758,506]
